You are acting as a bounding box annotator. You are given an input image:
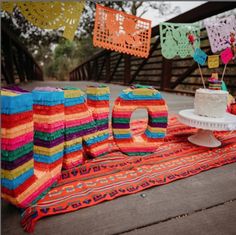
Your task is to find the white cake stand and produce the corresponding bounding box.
[178,109,236,147]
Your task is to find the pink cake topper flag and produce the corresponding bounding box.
[204,15,236,53]
[220,47,234,81]
[220,47,233,65]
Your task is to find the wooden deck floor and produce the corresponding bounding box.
[2,81,236,235]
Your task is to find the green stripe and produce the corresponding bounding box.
[65,122,96,135]
[126,152,152,156]
[150,117,167,123]
[1,143,33,161]
[112,118,129,124]
[94,119,108,126]
[34,129,64,141]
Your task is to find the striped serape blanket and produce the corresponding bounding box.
[21,116,236,232]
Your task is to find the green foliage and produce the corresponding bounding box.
[44,37,99,80]
[1,1,181,81]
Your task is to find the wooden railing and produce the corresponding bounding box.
[1,22,43,85]
[70,2,236,95]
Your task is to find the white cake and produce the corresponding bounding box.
[194,88,228,118]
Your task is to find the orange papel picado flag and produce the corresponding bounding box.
[93,4,152,58]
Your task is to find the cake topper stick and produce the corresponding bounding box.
[197,63,206,88]
[188,32,206,89]
[221,63,227,81]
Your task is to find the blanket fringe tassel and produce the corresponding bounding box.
[21,208,38,233]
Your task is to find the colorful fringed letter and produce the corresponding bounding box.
[63,88,86,169]
[1,89,36,207]
[33,88,64,173]
[112,85,168,156]
[64,87,108,169]
[86,85,110,156]
[1,89,61,208]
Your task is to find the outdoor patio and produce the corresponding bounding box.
[2,81,236,235]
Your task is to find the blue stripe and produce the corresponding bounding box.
[34,151,63,163]
[120,92,162,100]
[33,90,64,106]
[113,134,132,139]
[1,169,34,190]
[145,129,165,138]
[64,97,85,106]
[86,133,109,146]
[1,93,32,114]
[64,143,82,153]
[87,94,110,101]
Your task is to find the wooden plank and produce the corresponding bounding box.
[160,58,172,90]
[105,54,111,82]
[171,48,212,89]
[129,38,160,84]
[124,55,131,85]
[107,54,123,83]
[97,56,106,81]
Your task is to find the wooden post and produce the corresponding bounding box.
[105,54,111,82]
[161,58,172,90]
[2,35,14,84]
[87,62,91,80]
[92,59,98,81]
[124,55,131,85]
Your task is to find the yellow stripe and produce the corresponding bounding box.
[1,90,19,96]
[64,90,84,98]
[113,129,130,134]
[65,138,82,147]
[1,123,33,138]
[147,126,166,133]
[113,106,167,112]
[34,143,64,156]
[34,113,64,124]
[83,129,108,140]
[1,160,34,180]
[86,87,110,95]
[133,89,158,96]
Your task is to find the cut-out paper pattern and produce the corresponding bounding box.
[193,48,207,65]
[204,15,236,53]
[160,22,200,59]
[208,55,219,68]
[220,47,233,64]
[93,4,151,58]
[1,2,84,40]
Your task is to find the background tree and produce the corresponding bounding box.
[1,1,180,80]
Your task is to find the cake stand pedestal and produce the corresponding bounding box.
[178,109,236,148]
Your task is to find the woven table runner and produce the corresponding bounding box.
[21,116,236,232]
